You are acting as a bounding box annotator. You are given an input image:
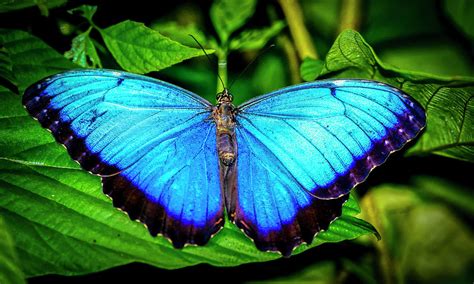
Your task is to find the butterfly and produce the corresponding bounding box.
[23,69,425,257]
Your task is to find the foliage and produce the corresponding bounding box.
[0,0,472,283]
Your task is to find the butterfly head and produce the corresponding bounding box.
[216,88,233,103]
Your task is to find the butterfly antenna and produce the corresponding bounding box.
[189,34,226,91]
[228,44,275,90]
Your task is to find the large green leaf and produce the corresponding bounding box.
[0,46,16,87]
[99,20,211,74]
[210,0,256,43]
[0,29,76,92]
[0,29,376,277]
[304,30,474,162]
[0,215,25,284]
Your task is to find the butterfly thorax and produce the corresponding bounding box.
[213,89,237,166]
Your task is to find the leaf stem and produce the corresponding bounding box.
[278,0,318,60]
[338,0,361,33]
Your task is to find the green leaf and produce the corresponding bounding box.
[210,0,256,43]
[99,20,211,74]
[0,129,376,275]
[300,57,324,81]
[444,0,474,40]
[68,5,97,23]
[315,30,474,162]
[64,28,102,68]
[0,215,25,284]
[229,21,285,51]
[150,21,208,48]
[0,0,67,15]
[0,29,77,92]
[0,46,17,87]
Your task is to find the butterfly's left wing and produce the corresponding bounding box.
[232,80,425,256]
[23,69,224,248]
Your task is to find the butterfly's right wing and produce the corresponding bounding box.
[231,80,425,256]
[23,69,224,247]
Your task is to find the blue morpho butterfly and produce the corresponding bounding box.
[23,69,425,257]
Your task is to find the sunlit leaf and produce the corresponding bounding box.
[99,20,211,74]
[0,29,77,92]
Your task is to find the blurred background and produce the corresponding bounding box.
[0,0,472,283]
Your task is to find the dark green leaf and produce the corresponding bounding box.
[64,28,102,68]
[300,57,324,81]
[99,20,211,74]
[229,21,285,51]
[363,0,443,44]
[0,46,17,87]
[68,5,97,23]
[0,29,77,92]
[377,38,473,77]
[315,30,474,162]
[412,176,474,215]
[444,0,474,40]
[0,0,67,15]
[210,0,256,43]
[0,215,25,284]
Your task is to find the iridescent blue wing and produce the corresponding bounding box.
[232,79,425,256]
[23,69,224,247]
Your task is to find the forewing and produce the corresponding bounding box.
[23,69,224,247]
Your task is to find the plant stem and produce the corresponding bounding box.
[216,48,228,94]
[338,0,361,33]
[277,34,301,84]
[278,0,318,60]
